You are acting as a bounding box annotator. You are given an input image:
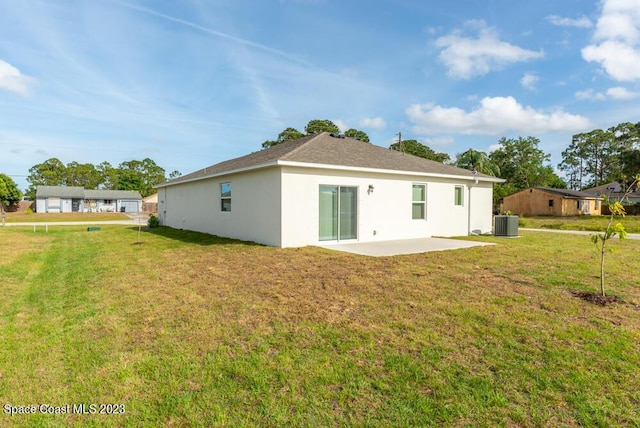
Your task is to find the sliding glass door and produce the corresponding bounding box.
[319,185,357,241]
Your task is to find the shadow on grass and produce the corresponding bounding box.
[127,226,265,247]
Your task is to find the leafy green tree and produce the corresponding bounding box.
[66,161,102,188]
[262,127,305,149]
[0,173,22,207]
[116,168,144,193]
[344,128,370,143]
[559,121,640,189]
[558,135,587,190]
[490,136,565,210]
[97,161,118,189]
[490,136,564,189]
[261,120,370,149]
[620,149,640,188]
[389,139,450,163]
[305,119,340,135]
[454,149,500,176]
[116,158,166,197]
[26,158,67,198]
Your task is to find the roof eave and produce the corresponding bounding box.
[155,160,280,188]
[156,159,506,186]
[277,161,506,183]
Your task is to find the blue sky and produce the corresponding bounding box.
[2,0,640,191]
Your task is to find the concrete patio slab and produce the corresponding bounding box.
[319,237,494,257]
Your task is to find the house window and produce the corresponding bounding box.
[595,199,600,209]
[454,186,463,206]
[220,183,231,212]
[548,199,554,207]
[577,200,583,210]
[104,200,113,204]
[412,184,426,220]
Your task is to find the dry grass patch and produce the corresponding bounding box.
[0,231,50,267]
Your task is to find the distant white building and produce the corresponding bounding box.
[156,132,503,248]
[35,186,142,213]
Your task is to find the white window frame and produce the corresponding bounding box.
[412,183,426,220]
[454,185,464,206]
[220,182,231,212]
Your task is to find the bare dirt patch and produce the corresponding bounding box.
[571,290,623,306]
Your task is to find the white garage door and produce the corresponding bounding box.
[120,200,140,212]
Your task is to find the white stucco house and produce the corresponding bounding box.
[35,186,142,213]
[156,132,504,248]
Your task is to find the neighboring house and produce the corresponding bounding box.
[501,187,602,217]
[142,193,158,213]
[35,186,142,213]
[156,132,504,248]
[583,182,640,204]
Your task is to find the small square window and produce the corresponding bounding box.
[548,199,554,207]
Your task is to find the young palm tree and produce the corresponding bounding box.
[455,149,501,176]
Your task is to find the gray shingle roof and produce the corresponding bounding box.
[583,182,622,195]
[159,132,503,187]
[36,186,141,200]
[536,187,601,199]
[36,186,85,198]
[85,189,142,200]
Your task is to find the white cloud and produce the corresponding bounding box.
[488,143,502,153]
[592,0,640,43]
[545,15,593,28]
[434,20,543,79]
[422,136,455,148]
[606,86,640,99]
[406,96,591,136]
[575,88,606,100]
[0,60,36,96]
[520,73,539,90]
[359,117,386,129]
[581,0,640,81]
[331,119,349,132]
[576,86,640,100]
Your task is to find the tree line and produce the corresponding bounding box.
[267,118,640,205]
[558,122,640,190]
[264,119,564,207]
[0,173,22,208]
[24,158,181,199]
[261,119,370,148]
[3,119,637,209]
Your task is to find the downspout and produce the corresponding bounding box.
[468,171,479,236]
[467,184,472,235]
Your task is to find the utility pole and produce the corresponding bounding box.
[396,132,404,154]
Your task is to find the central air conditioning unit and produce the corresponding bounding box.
[494,215,519,237]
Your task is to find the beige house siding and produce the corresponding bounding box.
[502,188,601,216]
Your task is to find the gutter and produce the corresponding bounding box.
[157,160,505,189]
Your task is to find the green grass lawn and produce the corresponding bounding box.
[519,215,640,233]
[1,226,639,426]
